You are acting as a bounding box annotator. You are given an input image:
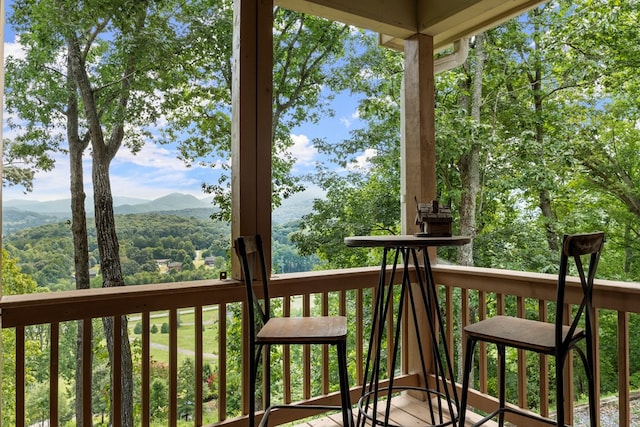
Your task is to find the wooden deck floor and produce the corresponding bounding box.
[292,394,497,427]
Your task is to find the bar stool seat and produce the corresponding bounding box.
[463,315,584,354]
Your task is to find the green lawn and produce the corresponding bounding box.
[128,308,220,364]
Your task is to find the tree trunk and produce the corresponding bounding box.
[539,187,558,252]
[534,88,558,252]
[67,51,91,426]
[457,34,485,267]
[67,13,137,424]
[533,69,558,251]
[624,222,632,274]
[530,10,559,252]
[93,155,134,426]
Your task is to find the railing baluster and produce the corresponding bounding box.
[618,311,630,427]
[50,322,59,426]
[142,312,150,427]
[356,288,364,385]
[113,316,122,427]
[195,306,203,426]
[516,297,526,409]
[169,309,178,427]
[592,307,601,423]
[16,326,25,427]
[461,288,469,382]
[538,300,549,417]
[303,293,311,400]
[218,303,227,422]
[445,286,454,368]
[562,302,574,425]
[322,292,330,395]
[82,318,92,426]
[478,290,487,393]
[497,293,505,315]
[283,296,292,403]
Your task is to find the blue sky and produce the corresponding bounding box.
[2,8,363,203]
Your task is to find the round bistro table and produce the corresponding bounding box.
[345,235,471,427]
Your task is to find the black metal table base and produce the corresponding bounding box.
[358,386,457,427]
[356,246,460,427]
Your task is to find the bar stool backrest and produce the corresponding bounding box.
[235,235,271,342]
[555,231,605,352]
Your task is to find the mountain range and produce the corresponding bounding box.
[2,190,322,235]
[3,193,210,216]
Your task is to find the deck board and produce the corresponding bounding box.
[292,393,497,427]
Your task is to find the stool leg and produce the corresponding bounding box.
[585,325,597,427]
[337,340,353,427]
[498,345,506,427]
[556,352,565,427]
[249,345,257,427]
[459,336,476,427]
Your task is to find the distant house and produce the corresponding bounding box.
[167,262,182,272]
[204,256,217,266]
[155,259,171,267]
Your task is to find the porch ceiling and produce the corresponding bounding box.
[276,0,547,51]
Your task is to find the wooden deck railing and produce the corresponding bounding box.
[1,264,639,426]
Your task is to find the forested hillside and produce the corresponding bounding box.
[3,211,317,291]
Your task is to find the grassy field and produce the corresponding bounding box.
[128,307,220,365]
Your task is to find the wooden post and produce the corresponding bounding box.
[231,0,273,421]
[401,33,437,393]
[231,0,273,280]
[401,33,436,235]
[1,0,6,420]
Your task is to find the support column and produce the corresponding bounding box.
[231,0,273,422]
[0,0,5,287]
[401,33,438,395]
[231,0,273,280]
[401,33,436,234]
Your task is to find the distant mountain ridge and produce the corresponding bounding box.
[3,192,210,216]
[2,189,322,235]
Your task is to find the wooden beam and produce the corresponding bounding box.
[276,0,416,39]
[231,0,273,279]
[280,0,547,52]
[420,0,546,49]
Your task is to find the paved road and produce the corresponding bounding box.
[149,342,217,360]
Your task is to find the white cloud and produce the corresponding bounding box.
[340,108,361,129]
[115,142,192,171]
[349,148,377,171]
[4,37,26,61]
[2,141,212,202]
[288,133,317,168]
[2,152,86,201]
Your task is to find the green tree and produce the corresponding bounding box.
[164,4,356,221]
[1,249,41,426]
[2,138,55,192]
[177,358,196,421]
[149,378,169,421]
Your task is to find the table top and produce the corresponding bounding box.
[345,235,471,248]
